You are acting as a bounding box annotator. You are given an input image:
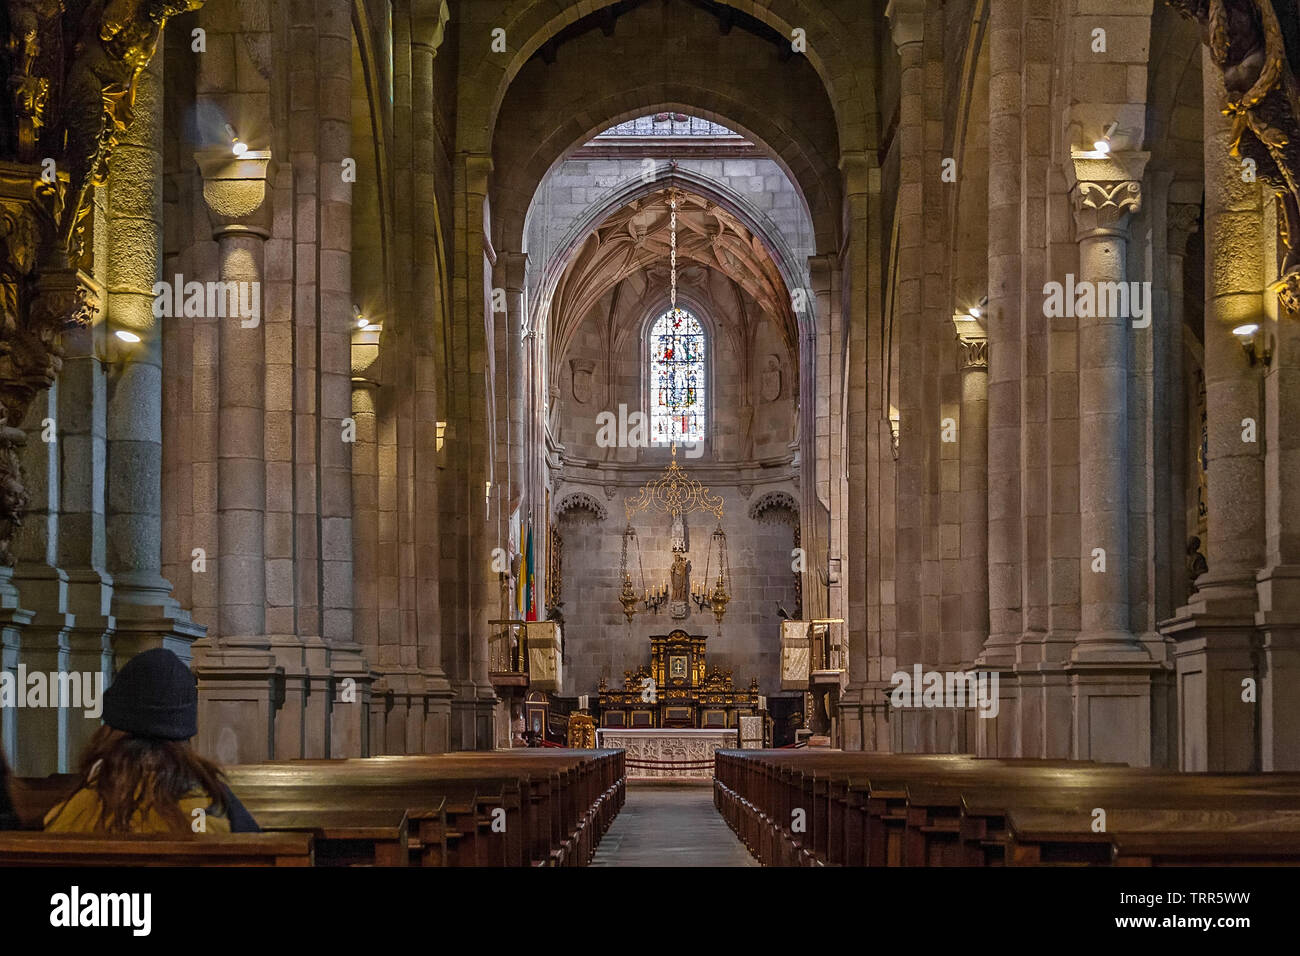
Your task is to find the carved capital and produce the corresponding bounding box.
[958,336,988,371]
[1067,151,1148,238]
[885,0,924,49]
[1167,201,1201,252]
[194,149,275,239]
[1071,179,1143,236]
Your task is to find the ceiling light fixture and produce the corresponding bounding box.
[114,329,141,343]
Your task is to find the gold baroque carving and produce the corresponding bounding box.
[1168,0,1300,310]
[0,0,201,563]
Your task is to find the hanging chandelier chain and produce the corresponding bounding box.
[670,192,677,311]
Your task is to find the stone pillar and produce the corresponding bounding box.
[834,147,890,751]
[54,321,115,768]
[190,148,279,763]
[104,55,205,663]
[1258,228,1300,771]
[958,335,989,668]
[1160,55,1267,771]
[1164,198,1201,619]
[13,385,71,775]
[887,0,925,699]
[412,25,454,752]
[981,0,1023,673]
[498,250,529,577]
[804,256,833,623]
[449,152,499,750]
[1067,155,1145,656]
[1063,152,1163,765]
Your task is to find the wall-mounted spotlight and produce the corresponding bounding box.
[1093,121,1118,154]
[353,304,369,329]
[959,295,988,321]
[97,326,142,376]
[1232,323,1273,366]
[224,123,248,157]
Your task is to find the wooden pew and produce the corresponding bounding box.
[715,750,1300,868]
[226,749,624,867]
[249,806,412,867]
[12,750,625,868]
[0,831,314,866]
[9,773,79,829]
[1006,807,1300,866]
[225,764,517,867]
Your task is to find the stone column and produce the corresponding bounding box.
[834,148,889,751]
[104,56,204,662]
[1258,210,1300,770]
[190,149,279,763]
[981,0,1023,671]
[958,335,989,668]
[13,385,71,775]
[1164,198,1201,618]
[54,321,114,768]
[1258,290,1300,769]
[411,27,453,752]
[1067,155,1146,657]
[499,250,529,566]
[887,0,925,695]
[804,256,833,623]
[1160,55,1266,771]
[448,152,499,750]
[1063,152,1164,766]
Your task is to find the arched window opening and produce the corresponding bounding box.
[649,306,706,444]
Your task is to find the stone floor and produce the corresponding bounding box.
[591,782,759,866]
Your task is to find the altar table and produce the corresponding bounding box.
[596,728,737,780]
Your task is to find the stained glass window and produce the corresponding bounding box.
[649,307,706,444]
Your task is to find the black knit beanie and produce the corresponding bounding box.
[103,648,198,740]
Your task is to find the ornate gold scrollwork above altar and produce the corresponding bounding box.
[0,0,203,564]
[617,445,732,622]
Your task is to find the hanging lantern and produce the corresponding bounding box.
[702,520,731,623]
[618,522,643,620]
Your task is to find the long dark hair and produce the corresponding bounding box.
[68,725,229,833]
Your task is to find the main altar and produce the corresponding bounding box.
[597,628,759,729]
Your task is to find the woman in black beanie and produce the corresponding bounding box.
[44,648,259,834]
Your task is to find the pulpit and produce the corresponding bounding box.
[598,628,759,729]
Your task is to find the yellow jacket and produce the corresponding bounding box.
[44,785,232,835]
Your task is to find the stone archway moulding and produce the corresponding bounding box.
[555,491,609,522]
[529,163,814,353]
[468,0,875,159]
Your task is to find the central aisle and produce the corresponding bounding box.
[592,783,759,867]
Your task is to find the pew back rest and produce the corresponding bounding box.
[0,831,314,866]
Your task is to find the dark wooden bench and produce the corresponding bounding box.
[12,750,625,867]
[713,750,1300,867]
[0,831,314,866]
[1006,806,1300,866]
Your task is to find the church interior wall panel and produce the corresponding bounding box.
[555,485,798,702]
